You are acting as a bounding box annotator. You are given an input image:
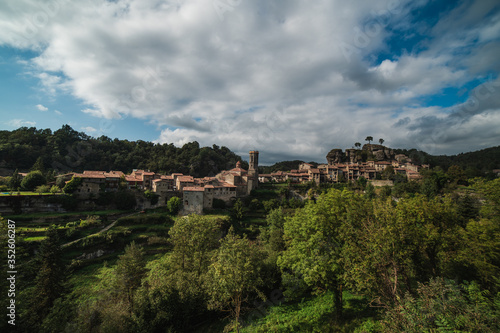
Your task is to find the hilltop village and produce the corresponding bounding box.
[260,144,428,184]
[57,151,260,214]
[56,144,427,214]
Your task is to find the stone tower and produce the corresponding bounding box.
[247,150,259,195]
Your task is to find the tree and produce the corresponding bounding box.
[231,198,244,222]
[278,189,352,321]
[206,228,264,332]
[379,138,384,145]
[115,241,148,310]
[364,182,376,199]
[381,278,500,332]
[31,156,45,172]
[447,165,467,186]
[8,169,22,190]
[168,214,223,276]
[167,196,182,215]
[355,142,361,149]
[365,136,373,144]
[340,195,459,307]
[24,225,64,330]
[21,170,46,191]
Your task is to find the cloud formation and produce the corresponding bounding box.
[1,0,499,163]
[36,104,48,111]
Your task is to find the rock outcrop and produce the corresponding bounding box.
[326,144,398,164]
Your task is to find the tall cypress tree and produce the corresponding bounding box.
[24,225,64,330]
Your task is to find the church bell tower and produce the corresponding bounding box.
[247,151,259,195]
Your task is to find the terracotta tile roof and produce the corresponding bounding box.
[183,187,205,192]
[125,175,142,182]
[76,173,106,179]
[161,175,174,180]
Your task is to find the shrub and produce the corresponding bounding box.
[21,171,46,190]
[63,177,82,194]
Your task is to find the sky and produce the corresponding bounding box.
[0,0,499,164]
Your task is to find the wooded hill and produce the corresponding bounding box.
[0,125,498,177]
[0,125,245,178]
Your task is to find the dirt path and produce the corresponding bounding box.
[62,211,139,248]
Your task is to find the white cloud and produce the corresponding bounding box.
[81,126,97,133]
[7,119,36,128]
[36,104,48,111]
[54,110,62,115]
[1,0,499,161]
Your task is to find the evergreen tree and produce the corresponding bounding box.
[24,225,64,330]
[8,169,21,190]
[115,241,148,309]
[31,156,45,173]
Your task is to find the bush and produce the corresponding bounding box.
[50,185,61,194]
[21,171,46,190]
[167,196,182,215]
[381,278,500,332]
[79,215,101,228]
[36,184,51,194]
[63,177,82,194]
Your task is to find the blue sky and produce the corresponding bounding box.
[1,0,499,164]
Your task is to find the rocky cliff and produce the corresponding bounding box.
[326,144,397,164]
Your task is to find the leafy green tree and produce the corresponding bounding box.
[447,165,467,186]
[365,136,373,144]
[168,214,223,276]
[455,217,500,291]
[379,138,384,145]
[364,182,376,199]
[341,195,459,307]
[20,170,46,190]
[355,142,361,149]
[260,207,287,253]
[167,196,182,215]
[206,228,264,332]
[278,189,352,321]
[231,198,244,222]
[115,241,148,309]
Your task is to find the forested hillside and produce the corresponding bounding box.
[0,125,245,177]
[395,146,500,177]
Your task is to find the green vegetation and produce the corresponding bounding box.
[0,139,499,332]
[0,125,245,177]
